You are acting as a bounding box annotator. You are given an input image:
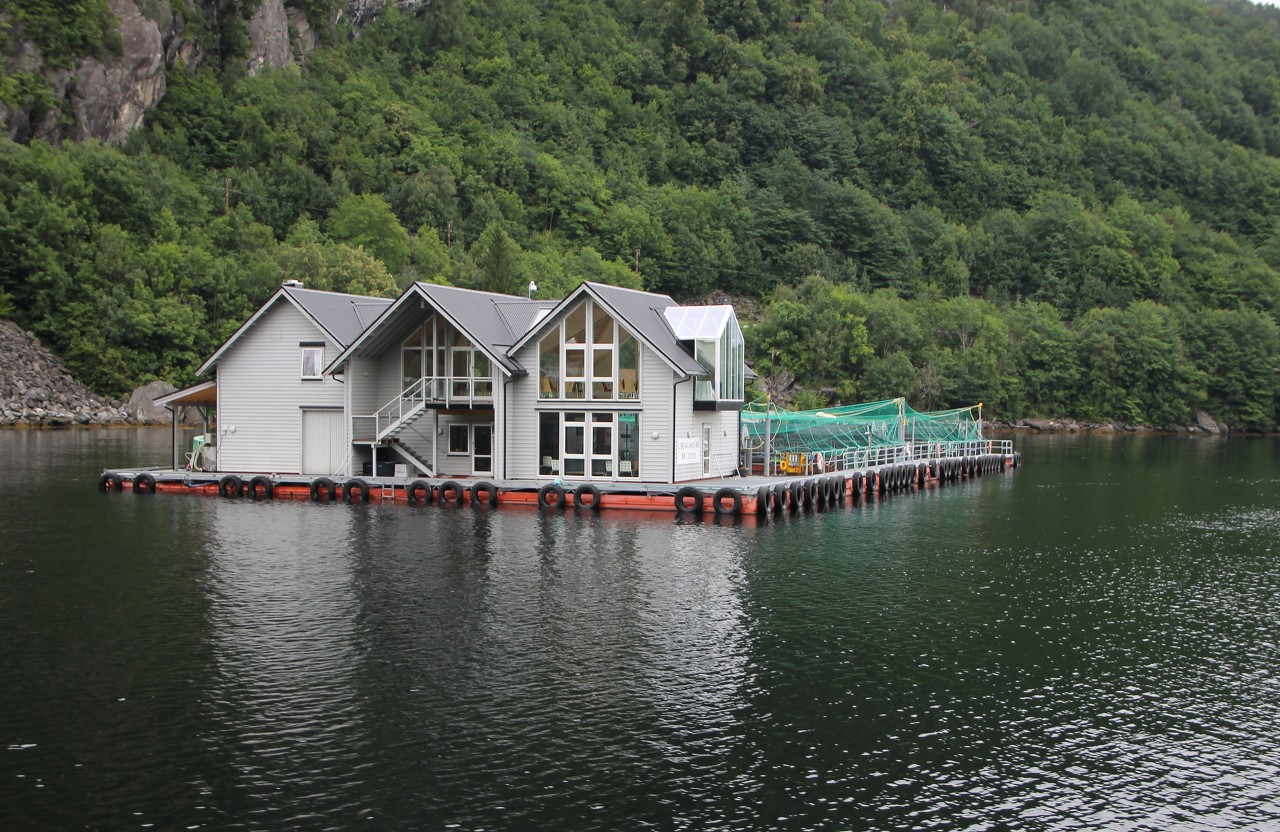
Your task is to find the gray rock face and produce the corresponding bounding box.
[0,321,132,426]
[2,0,422,145]
[247,0,293,76]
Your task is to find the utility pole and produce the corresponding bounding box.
[224,178,230,215]
[446,220,452,248]
[634,248,640,276]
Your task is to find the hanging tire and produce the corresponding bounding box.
[218,475,243,498]
[756,485,773,517]
[537,483,566,510]
[472,480,500,507]
[98,472,124,492]
[807,479,820,507]
[773,483,789,515]
[675,486,703,515]
[713,487,742,516]
[438,480,464,504]
[572,483,601,510]
[788,481,803,513]
[247,475,273,500]
[311,477,336,502]
[833,475,846,502]
[344,478,370,503]
[408,479,433,505]
[132,472,157,494]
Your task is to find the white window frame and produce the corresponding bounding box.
[447,423,470,456]
[301,345,325,380]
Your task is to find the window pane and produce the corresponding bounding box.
[448,424,469,453]
[593,308,615,344]
[539,414,560,474]
[565,425,585,454]
[618,332,638,399]
[592,347,614,399]
[302,348,323,378]
[618,413,639,477]
[539,335,559,398]
[565,305,587,344]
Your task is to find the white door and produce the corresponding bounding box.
[302,409,346,475]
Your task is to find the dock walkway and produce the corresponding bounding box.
[97,448,1022,519]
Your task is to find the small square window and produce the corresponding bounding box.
[301,346,325,379]
[448,424,470,455]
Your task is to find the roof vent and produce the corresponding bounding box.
[282,279,304,288]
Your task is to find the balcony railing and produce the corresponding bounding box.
[371,376,494,440]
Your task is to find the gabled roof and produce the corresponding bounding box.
[197,285,394,375]
[511,282,708,377]
[327,282,557,377]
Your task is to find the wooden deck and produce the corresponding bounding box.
[96,452,1022,519]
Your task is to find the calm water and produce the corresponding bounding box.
[2,429,1279,831]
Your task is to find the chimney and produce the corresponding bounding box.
[528,280,537,300]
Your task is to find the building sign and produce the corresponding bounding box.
[675,437,702,466]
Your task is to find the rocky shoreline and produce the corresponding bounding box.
[993,413,1259,436]
[0,321,175,427]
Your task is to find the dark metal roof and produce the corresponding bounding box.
[493,300,558,345]
[283,286,394,347]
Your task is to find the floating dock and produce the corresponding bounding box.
[97,447,1021,519]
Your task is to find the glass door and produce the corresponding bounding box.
[473,424,493,475]
[562,413,586,477]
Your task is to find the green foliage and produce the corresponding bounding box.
[9,0,119,68]
[4,0,1280,428]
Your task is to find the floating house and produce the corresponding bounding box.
[159,279,749,486]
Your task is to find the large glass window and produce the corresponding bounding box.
[538,300,637,402]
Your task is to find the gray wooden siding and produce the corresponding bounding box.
[640,347,676,484]
[216,301,344,474]
[672,380,700,482]
[505,341,541,480]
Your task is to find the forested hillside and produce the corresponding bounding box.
[4,0,1280,427]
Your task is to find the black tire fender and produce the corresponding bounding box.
[713,487,742,516]
[438,480,464,504]
[472,481,499,507]
[132,472,157,494]
[675,486,703,514]
[310,477,336,502]
[537,483,566,510]
[219,475,243,498]
[247,475,273,500]
[408,479,433,505]
[572,483,601,510]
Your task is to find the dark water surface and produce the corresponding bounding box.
[2,429,1279,831]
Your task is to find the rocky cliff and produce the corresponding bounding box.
[1,0,432,146]
[0,320,142,426]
